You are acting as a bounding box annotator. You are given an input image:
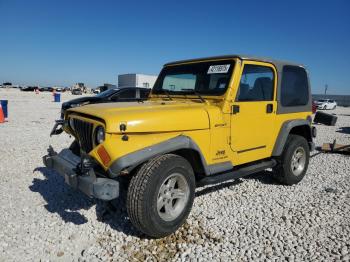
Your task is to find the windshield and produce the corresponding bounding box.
[318,99,327,102]
[153,60,235,96]
[95,88,119,98]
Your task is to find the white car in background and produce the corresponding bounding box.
[315,99,337,110]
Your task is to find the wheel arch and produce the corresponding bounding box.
[172,148,206,177]
[272,120,314,156]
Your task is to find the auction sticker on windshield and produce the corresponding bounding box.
[207,64,230,74]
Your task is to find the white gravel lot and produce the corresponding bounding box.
[0,88,349,261]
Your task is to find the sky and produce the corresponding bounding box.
[0,0,349,94]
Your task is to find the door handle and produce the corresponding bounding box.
[266,104,273,113]
[232,105,240,114]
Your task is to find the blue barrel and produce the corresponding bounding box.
[0,100,8,118]
[54,93,61,102]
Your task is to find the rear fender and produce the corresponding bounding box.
[272,120,313,156]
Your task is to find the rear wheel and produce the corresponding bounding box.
[127,154,195,238]
[273,135,310,185]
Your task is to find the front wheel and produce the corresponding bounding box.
[273,135,310,185]
[127,154,195,238]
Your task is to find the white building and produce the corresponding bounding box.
[118,74,157,88]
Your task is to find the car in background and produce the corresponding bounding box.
[54,87,64,92]
[60,87,150,118]
[315,99,337,110]
[1,82,12,88]
[39,87,53,92]
[71,88,83,95]
[71,83,87,95]
[21,86,37,92]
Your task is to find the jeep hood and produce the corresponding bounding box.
[68,100,211,133]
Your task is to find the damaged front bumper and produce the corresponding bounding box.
[50,119,65,136]
[43,147,119,201]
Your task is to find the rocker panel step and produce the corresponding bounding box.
[196,159,277,187]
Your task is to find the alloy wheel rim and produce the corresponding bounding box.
[157,173,189,221]
[290,146,306,176]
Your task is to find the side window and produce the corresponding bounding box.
[237,65,274,101]
[112,89,136,100]
[281,66,309,106]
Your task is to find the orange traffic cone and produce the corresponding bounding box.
[0,104,4,123]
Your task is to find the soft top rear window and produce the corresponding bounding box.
[281,66,309,107]
[153,60,235,96]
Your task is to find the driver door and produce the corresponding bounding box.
[230,61,277,165]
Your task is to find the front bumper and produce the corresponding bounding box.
[50,119,65,136]
[43,147,119,201]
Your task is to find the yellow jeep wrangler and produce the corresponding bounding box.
[45,55,316,238]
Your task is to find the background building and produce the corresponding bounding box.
[118,74,157,88]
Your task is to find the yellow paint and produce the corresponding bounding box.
[66,58,311,173]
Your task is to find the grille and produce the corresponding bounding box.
[72,119,94,153]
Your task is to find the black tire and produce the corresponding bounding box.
[273,135,310,185]
[127,154,195,238]
[313,111,338,126]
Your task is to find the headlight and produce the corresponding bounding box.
[69,118,75,130]
[95,126,105,144]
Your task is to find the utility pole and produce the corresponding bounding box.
[324,84,328,95]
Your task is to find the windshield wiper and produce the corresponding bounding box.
[181,89,205,103]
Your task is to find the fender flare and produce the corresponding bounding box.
[272,119,312,156]
[107,135,233,177]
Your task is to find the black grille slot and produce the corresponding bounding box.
[73,119,94,153]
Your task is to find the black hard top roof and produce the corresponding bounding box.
[164,54,304,69]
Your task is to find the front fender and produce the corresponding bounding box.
[107,135,208,177]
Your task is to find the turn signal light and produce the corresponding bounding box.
[97,145,111,166]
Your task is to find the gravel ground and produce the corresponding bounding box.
[0,88,349,261]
